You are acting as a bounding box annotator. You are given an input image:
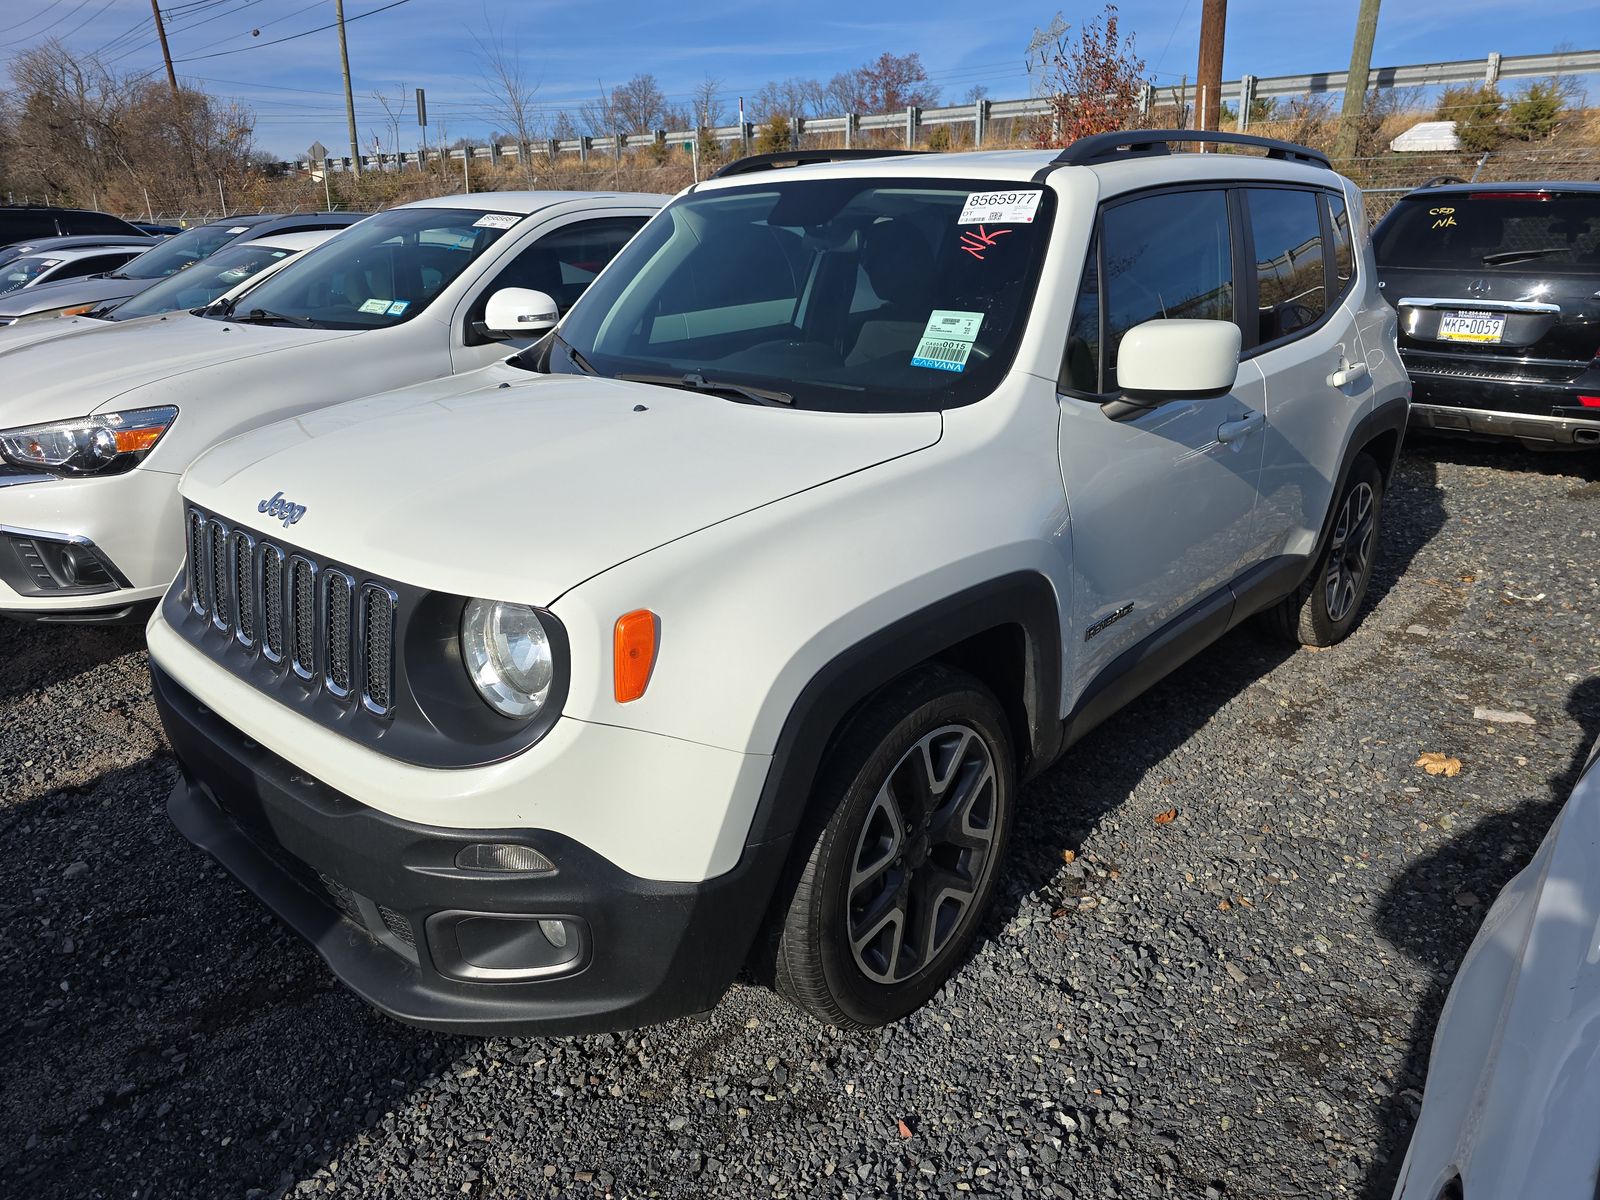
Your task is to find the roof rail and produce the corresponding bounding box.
[1051,129,1331,170]
[710,148,928,179]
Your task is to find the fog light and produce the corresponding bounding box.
[454,843,555,873]
[538,918,570,949]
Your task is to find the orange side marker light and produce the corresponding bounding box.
[613,609,658,703]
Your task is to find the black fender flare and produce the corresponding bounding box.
[1314,395,1409,562]
[742,571,1064,849]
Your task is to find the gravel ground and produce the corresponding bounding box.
[2,438,1597,1200]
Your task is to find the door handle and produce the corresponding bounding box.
[1327,361,1369,388]
[1217,412,1265,444]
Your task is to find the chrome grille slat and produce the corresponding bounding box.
[289,556,316,679]
[324,571,353,696]
[231,531,256,646]
[208,520,230,631]
[360,585,397,715]
[180,506,398,720]
[261,545,285,662]
[186,510,208,615]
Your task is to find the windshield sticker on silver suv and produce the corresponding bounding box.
[473,213,520,229]
[958,190,1042,225]
[911,309,984,373]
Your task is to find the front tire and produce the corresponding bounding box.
[1264,452,1385,646]
[773,666,1015,1028]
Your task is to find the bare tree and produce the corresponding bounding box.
[475,35,542,185]
[691,74,724,127]
[611,74,668,134]
[371,83,408,169]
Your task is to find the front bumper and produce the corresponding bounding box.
[153,661,791,1035]
[0,466,182,617]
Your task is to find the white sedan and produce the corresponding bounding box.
[1394,733,1600,1200]
[0,190,663,622]
[0,229,338,356]
[0,243,146,296]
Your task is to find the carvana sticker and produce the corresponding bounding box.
[911,309,984,372]
[958,190,1042,225]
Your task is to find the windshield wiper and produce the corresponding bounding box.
[237,307,318,329]
[618,371,794,407]
[1481,247,1567,265]
[552,330,596,375]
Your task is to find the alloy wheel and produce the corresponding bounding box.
[1324,481,1376,623]
[846,723,1000,986]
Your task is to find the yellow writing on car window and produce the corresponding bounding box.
[1429,205,1457,230]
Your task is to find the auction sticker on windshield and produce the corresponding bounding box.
[473,213,520,230]
[958,191,1041,225]
[911,309,984,372]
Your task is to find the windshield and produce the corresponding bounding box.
[220,207,517,330]
[117,222,250,279]
[109,242,294,321]
[1375,191,1600,273]
[549,178,1054,411]
[0,256,60,294]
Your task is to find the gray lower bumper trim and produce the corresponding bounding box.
[1410,403,1600,446]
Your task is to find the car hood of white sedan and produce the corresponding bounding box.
[182,366,944,605]
[0,312,354,429]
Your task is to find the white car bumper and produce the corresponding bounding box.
[0,466,181,619]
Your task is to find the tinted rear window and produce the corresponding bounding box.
[1375,192,1600,272]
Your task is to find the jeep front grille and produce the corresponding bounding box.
[184,507,398,716]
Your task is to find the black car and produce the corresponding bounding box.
[0,205,144,249]
[1373,181,1600,449]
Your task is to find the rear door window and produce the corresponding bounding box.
[1245,188,1328,344]
[1374,192,1600,273]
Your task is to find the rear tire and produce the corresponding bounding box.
[773,665,1015,1028]
[1264,453,1385,647]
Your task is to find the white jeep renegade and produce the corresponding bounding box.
[148,133,1409,1034]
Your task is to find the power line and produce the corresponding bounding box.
[0,0,68,38]
[171,0,413,63]
[0,0,98,48]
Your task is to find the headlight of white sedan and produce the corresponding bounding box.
[0,406,177,476]
[460,599,556,718]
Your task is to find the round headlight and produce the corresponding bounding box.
[461,599,554,719]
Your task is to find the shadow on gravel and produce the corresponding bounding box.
[1406,432,1600,483]
[0,619,145,702]
[1361,676,1600,1199]
[0,757,464,1200]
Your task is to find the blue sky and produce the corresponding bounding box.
[1,0,1593,157]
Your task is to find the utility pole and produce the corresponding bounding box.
[1333,0,1382,162]
[1195,0,1226,136]
[335,0,362,177]
[150,0,179,98]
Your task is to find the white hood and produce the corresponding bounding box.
[182,368,943,604]
[0,311,355,428]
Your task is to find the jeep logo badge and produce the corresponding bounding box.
[258,491,307,528]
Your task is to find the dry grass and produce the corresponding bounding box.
[140,105,1600,223]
